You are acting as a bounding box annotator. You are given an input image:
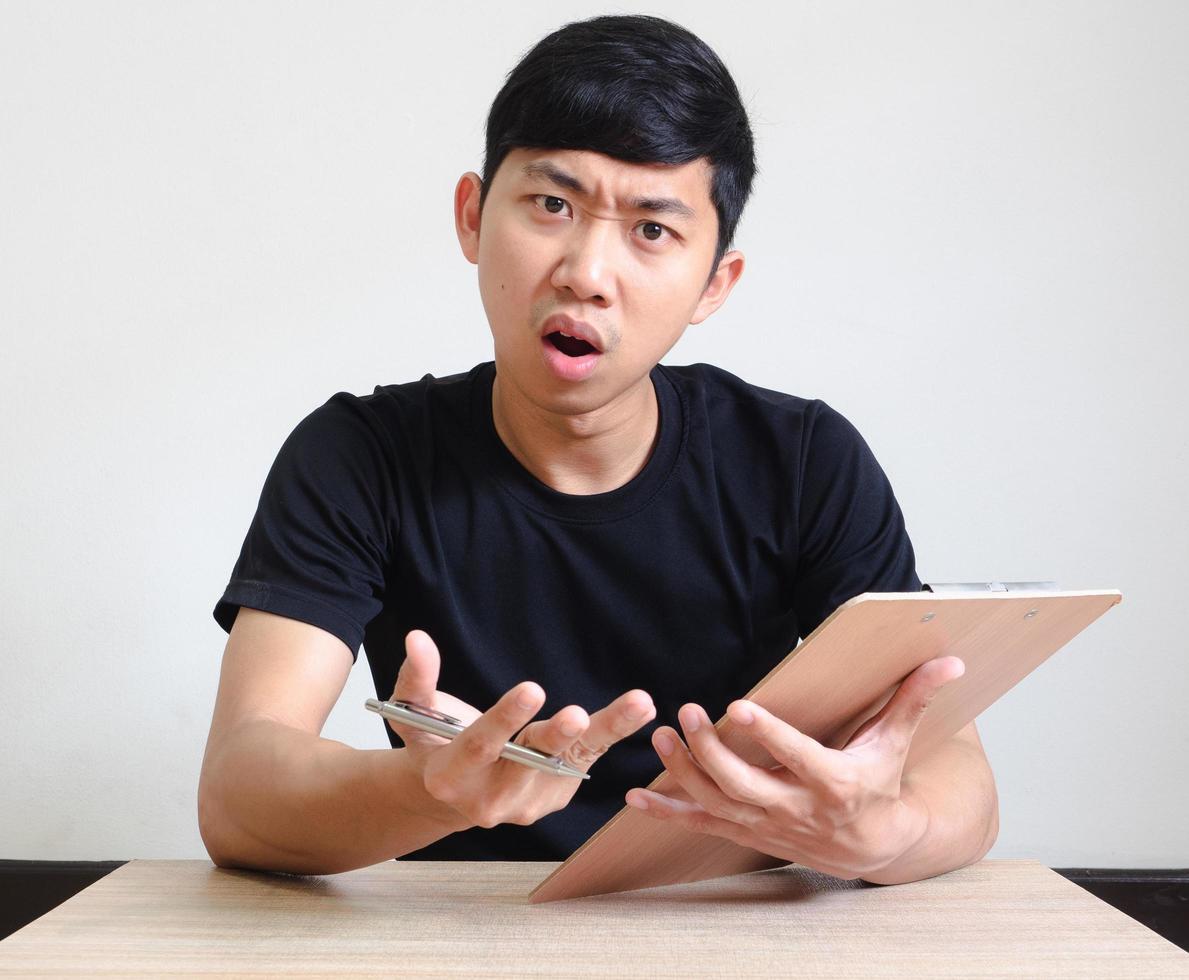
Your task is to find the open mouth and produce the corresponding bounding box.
[546,332,598,358]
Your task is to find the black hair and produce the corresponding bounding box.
[480,14,757,278]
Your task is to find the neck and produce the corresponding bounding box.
[491,370,660,496]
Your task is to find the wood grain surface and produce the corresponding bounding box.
[0,859,1184,977]
[532,590,1122,902]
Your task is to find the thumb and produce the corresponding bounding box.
[392,629,441,707]
[891,655,966,748]
[846,655,965,755]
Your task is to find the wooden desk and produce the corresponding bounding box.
[0,860,1184,976]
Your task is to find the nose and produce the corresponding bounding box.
[550,219,616,304]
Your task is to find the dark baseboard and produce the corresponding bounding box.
[1,861,1186,953]
[0,860,127,943]
[1053,868,1189,953]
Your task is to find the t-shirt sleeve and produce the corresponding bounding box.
[792,400,921,637]
[212,392,399,660]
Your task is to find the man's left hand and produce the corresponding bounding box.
[625,656,966,881]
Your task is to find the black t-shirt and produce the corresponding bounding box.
[213,360,920,859]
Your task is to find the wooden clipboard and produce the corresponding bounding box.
[529,588,1122,903]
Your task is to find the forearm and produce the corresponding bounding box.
[861,732,999,886]
[198,718,469,875]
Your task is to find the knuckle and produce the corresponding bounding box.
[564,738,608,768]
[459,734,497,764]
[770,797,800,825]
[498,701,528,727]
[825,769,858,805]
[838,795,862,822]
[732,777,762,806]
[779,746,805,771]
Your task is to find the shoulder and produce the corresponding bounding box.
[658,361,855,448]
[290,364,481,457]
[345,364,478,425]
[659,361,840,419]
[365,364,479,413]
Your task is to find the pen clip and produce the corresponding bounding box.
[390,699,464,727]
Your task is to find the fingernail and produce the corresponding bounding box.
[680,707,700,733]
[655,731,674,756]
[516,686,539,710]
[626,793,649,811]
[624,702,648,721]
[560,719,582,737]
[732,702,755,725]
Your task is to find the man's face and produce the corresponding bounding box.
[455,147,743,418]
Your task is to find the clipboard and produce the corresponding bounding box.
[529,586,1122,903]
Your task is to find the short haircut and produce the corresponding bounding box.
[480,14,757,277]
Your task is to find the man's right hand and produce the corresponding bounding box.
[389,629,656,831]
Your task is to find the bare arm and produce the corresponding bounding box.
[197,609,467,874]
[859,720,999,885]
[198,608,656,875]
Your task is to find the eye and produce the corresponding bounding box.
[637,221,675,245]
[533,194,571,216]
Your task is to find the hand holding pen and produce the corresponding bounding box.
[377,629,657,831]
[366,699,592,779]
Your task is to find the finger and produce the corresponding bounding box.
[384,630,450,744]
[846,656,966,758]
[625,789,755,847]
[651,725,764,827]
[513,704,591,758]
[726,700,835,787]
[676,704,784,808]
[565,689,657,772]
[392,630,441,706]
[448,681,547,770]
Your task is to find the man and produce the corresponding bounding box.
[199,14,998,883]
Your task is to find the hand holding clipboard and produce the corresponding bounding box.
[530,586,1122,902]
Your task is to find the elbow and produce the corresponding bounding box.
[196,771,338,876]
[197,776,235,868]
[197,768,253,870]
[196,739,274,872]
[972,776,1000,864]
[983,790,1001,855]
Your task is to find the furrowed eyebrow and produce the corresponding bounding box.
[519,161,696,223]
[522,161,586,195]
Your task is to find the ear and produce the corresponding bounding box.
[689,250,745,325]
[454,172,483,265]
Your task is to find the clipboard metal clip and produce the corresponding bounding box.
[922,581,1059,593]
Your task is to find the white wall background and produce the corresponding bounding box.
[2,1,1185,866]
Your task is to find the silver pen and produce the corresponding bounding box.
[365,698,590,780]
